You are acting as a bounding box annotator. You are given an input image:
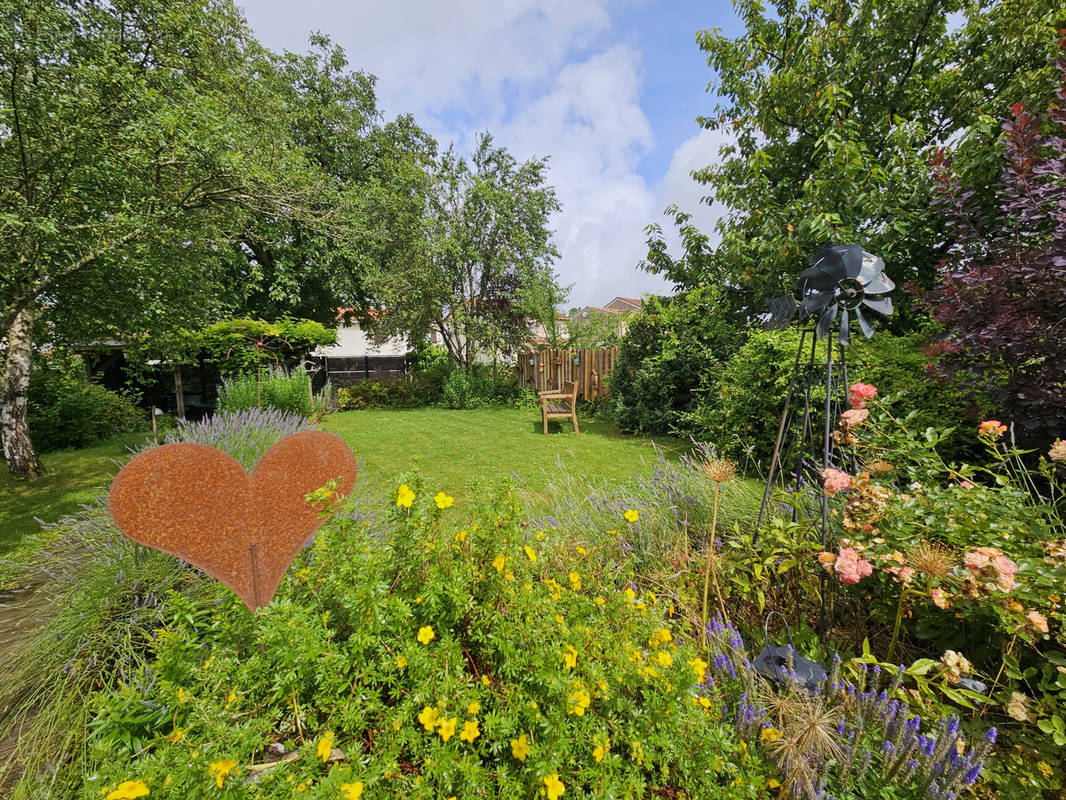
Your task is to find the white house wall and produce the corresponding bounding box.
[315,322,409,358]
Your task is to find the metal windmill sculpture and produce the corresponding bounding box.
[755,244,894,638]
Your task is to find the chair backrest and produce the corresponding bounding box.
[563,381,578,402]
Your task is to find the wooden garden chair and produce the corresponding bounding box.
[539,380,580,435]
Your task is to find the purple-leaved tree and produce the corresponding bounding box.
[924,45,1066,445]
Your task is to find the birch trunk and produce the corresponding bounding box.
[1,305,42,478]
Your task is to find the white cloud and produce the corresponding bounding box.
[653,126,732,254]
[240,0,727,308]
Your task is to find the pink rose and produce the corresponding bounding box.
[821,468,852,497]
[1049,439,1066,462]
[885,565,916,585]
[848,382,878,409]
[840,408,870,428]
[833,546,874,584]
[931,588,952,609]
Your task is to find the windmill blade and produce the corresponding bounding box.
[861,273,895,295]
[796,266,840,292]
[806,246,847,283]
[855,305,876,338]
[761,295,798,330]
[816,301,839,339]
[799,289,835,319]
[833,244,865,278]
[839,306,851,346]
[857,251,884,283]
[862,295,893,315]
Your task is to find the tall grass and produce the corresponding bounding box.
[528,441,764,571]
[216,366,329,419]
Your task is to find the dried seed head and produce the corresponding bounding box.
[701,459,737,483]
[909,541,957,579]
[865,459,895,475]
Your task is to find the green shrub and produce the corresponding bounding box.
[217,366,328,418]
[27,353,147,452]
[72,480,762,799]
[612,287,746,435]
[688,327,987,464]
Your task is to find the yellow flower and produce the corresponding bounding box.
[418,706,440,731]
[396,656,407,669]
[562,643,578,670]
[655,650,673,668]
[624,509,639,523]
[437,716,457,742]
[481,675,491,686]
[316,731,335,762]
[697,696,713,710]
[568,571,582,591]
[492,554,506,571]
[592,736,610,763]
[544,773,565,800]
[760,727,783,743]
[649,627,671,646]
[688,657,709,683]
[575,545,587,555]
[396,484,415,508]
[524,545,536,563]
[434,491,454,509]
[166,727,185,744]
[340,782,364,800]
[460,719,480,743]
[595,597,606,606]
[454,529,468,544]
[511,734,531,762]
[569,688,591,715]
[467,701,480,715]
[106,781,150,800]
[225,691,236,708]
[767,779,782,789]
[417,625,435,645]
[208,759,237,788]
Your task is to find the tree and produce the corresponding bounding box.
[230,36,436,326]
[368,133,566,370]
[564,308,630,350]
[0,0,326,477]
[645,0,1062,320]
[923,56,1066,445]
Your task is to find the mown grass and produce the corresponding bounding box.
[322,406,689,497]
[1,408,685,559]
[0,432,153,558]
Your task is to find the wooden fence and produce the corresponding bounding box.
[516,348,618,401]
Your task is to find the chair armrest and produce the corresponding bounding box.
[538,391,567,399]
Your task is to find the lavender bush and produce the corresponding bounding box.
[701,618,996,800]
[159,406,315,469]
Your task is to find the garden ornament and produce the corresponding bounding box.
[109,430,357,611]
[755,244,895,641]
[762,243,895,345]
[753,613,827,694]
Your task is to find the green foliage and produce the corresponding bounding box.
[27,353,147,452]
[811,400,1066,796]
[367,132,566,370]
[690,327,985,464]
[564,309,628,350]
[201,317,336,376]
[612,287,745,435]
[216,367,325,418]
[649,0,1062,321]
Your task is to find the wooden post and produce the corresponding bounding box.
[174,364,185,419]
[151,407,159,444]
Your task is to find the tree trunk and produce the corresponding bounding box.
[1,305,42,479]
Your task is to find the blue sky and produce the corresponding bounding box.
[241,1,744,307]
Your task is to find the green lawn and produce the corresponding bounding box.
[0,431,154,557]
[323,406,684,499]
[1,408,683,557]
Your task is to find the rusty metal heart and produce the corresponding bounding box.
[108,430,357,611]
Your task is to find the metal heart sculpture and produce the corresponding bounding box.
[109,430,357,611]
